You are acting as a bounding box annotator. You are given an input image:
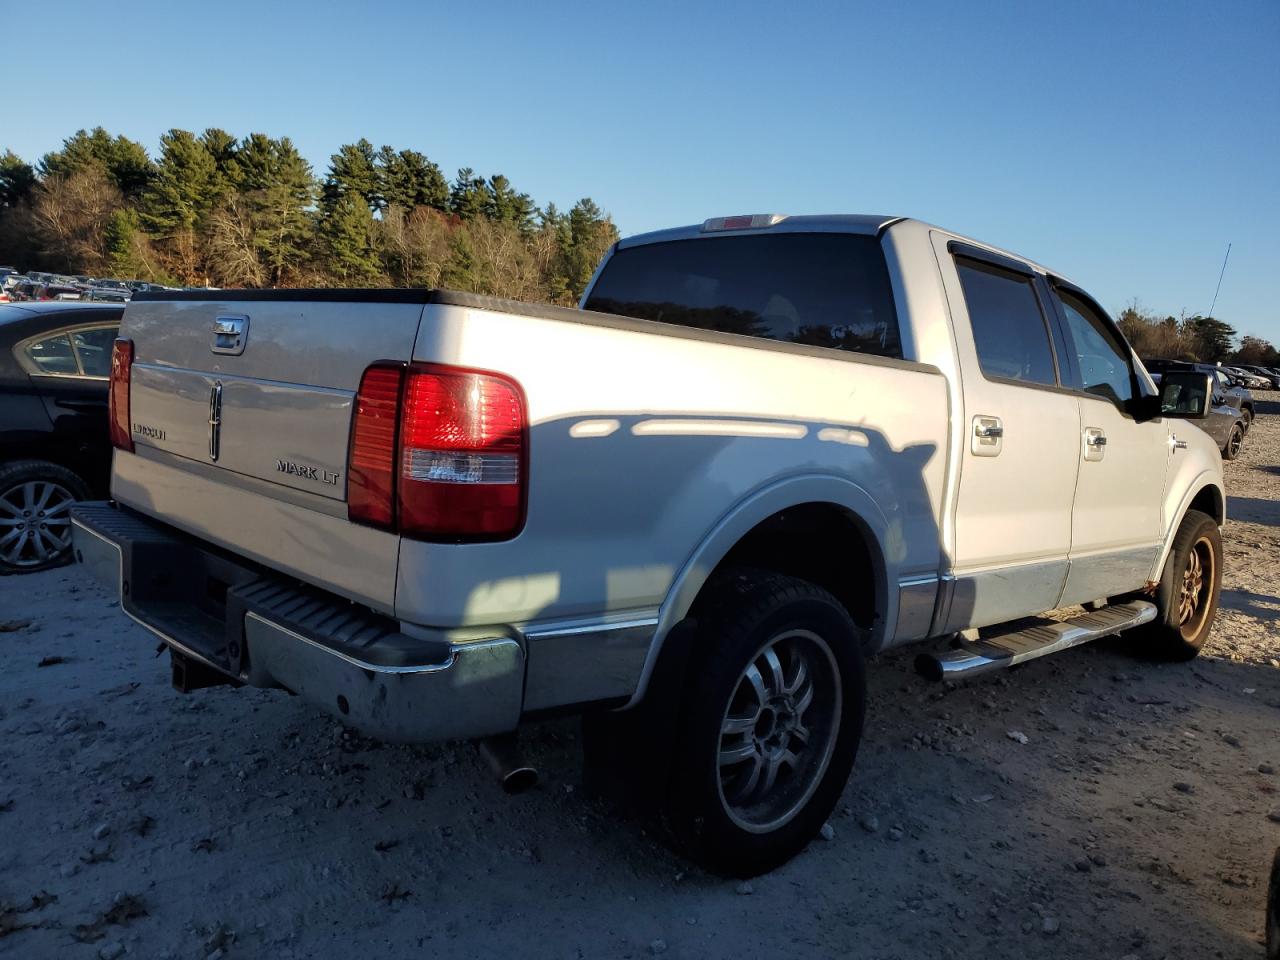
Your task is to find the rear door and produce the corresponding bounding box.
[934,237,1081,631]
[1046,282,1168,604]
[113,293,426,612]
[16,316,119,488]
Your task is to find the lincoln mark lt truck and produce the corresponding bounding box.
[72,214,1226,876]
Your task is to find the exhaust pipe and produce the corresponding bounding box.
[478,733,538,794]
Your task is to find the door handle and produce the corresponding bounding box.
[1171,435,1188,450]
[971,416,1003,457]
[1083,427,1107,461]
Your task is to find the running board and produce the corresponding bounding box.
[914,600,1158,682]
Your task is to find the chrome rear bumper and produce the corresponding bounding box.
[70,501,524,743]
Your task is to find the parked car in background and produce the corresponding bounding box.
[1222,365,1271,391]
[0,301,122,572]
[1234,364,1280,390]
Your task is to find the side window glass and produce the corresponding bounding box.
[1053,289,1134,405]
[71,326,119,377]
[955,259,1057,386]
[24,333,79,375]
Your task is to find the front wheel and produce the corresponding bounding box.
[665,570,866,877]
[1141,509,1223,660]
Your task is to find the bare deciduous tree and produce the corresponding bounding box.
[31,169,123,273]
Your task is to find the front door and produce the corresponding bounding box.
[1047,283,1169,604]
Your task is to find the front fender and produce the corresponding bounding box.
[1153,471,1225,581]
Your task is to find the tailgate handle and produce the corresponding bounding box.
[212,315,249,355]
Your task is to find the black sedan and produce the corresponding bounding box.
[0,302,122,572]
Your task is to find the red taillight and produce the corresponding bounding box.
[347,362,526,540]
[108,338,133,452]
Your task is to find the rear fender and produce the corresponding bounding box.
[625,474,897,707]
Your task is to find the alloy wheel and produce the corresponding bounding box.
[1177,536,1215,639]
[0,480,76,568]
[716,629,841,833]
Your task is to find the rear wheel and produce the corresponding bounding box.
[0,460,89,573]
[664,570,866,876]
[1222,423,1244,460]
[1141,509,1222,660]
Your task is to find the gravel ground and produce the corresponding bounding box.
[2,405,1278,960]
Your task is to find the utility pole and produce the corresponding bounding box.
[1207,242,1231,319]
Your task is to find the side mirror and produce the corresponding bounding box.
[1158,371,1214,420]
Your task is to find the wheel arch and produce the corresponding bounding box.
[1153,477,1225,581]
[625,475,897,708]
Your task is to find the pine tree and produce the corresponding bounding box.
[485,174,535,232]
[0,150,36,208]
[141,129,217,234]
[234,134,316,285]
[449,168,488,221]
[39,128,154,199]
[104,208,150,278]
[321,193,381,285]
[199,128,241,205]
[376,147,448,212]
[322,139,380,212]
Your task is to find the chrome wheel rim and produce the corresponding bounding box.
[1177,536,1214,638]
[716,629,841,833]
[0,480,76,568]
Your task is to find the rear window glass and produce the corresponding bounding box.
[956,259,1057,386]
[584,233,902,359]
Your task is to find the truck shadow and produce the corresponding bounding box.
[1228,495,1280,528]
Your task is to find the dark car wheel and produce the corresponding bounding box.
[663,569,866,877]
[1222,423,1245,460]
[0,460,90,573]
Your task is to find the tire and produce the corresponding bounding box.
[1222,423,1244,460]
[1268,847,1280,960]
[0,460,90,574]
[1241,407,1254,432]
[1141,509,1223,660]
[663,569,866,877]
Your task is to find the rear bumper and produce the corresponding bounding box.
[70,501,524,743]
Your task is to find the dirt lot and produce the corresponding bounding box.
[2,405,1278,960]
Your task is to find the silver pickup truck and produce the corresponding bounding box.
[72,214,1226,876]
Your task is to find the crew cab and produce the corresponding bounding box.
[71,214,1226,876]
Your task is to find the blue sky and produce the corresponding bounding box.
[4,0,1277,340]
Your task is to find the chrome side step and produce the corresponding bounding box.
[914,600,1158,682]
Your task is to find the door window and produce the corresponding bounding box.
[24,333,79,374]
[1053,288,1136,405]
[71,326,119,377]
[955,259,1057,386]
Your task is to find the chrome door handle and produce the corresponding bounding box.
[1172,435,1188,450]
[1085,434,1107,447]
[975,423,1003,439]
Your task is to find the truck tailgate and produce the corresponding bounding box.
[113,293,427,612]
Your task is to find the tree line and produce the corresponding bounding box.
[0,128,619,304]
[1116,301,1278,367]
